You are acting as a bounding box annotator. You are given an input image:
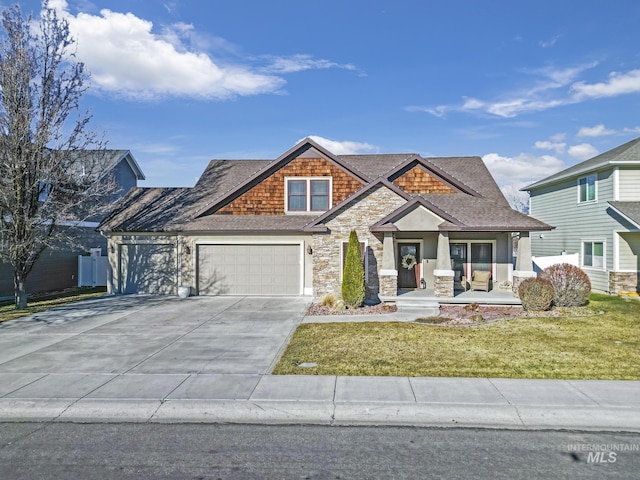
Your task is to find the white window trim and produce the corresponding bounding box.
[577,174,597,204]
[340,239,369,282]
[284,176,333,215]
[581,239,606,271]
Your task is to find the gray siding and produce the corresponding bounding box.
[618,232,640,271]
[619,167,640,200]
[529,168,617,292]
[0,227,106,298]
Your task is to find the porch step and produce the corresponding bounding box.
[394,301,440,318]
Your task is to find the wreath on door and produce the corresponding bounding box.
[401,253,417,270]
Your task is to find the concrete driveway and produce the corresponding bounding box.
[0,295,309,398]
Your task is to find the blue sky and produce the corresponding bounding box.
[12,0,640,204]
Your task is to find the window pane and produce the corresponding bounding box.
[288,195,306,211]
[587,176,596,201]
[310,180,329,211]
[310,195,329,211]
[287,180,306,211]
[288,180,306,195]
[579,178,587,202]
[594,242,603,257]
[311,180,329,194]
[584,242,593,266]
[594,242,604,268]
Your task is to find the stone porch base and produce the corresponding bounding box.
[609,271,639,294]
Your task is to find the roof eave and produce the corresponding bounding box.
[608,202,640,229]
[523,160,640,191]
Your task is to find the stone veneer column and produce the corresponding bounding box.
[378,232,398,296]
[512,232,537,297]
[609,272,639,294]
[434,231,454,297]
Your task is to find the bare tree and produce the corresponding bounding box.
[0,2,115,309]
[501,185,530,214]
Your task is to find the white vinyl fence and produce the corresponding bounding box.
[532,253,579,274]
[78,248,108,287]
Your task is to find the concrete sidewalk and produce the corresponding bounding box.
[0,295,638,431]
[1,373,639,432]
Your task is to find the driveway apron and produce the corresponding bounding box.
[0,295,309,400]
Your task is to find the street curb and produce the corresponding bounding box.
[1,399,639,432]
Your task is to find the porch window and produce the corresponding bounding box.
[578,175,596,203]
[285,177,331,213]
[582,241,604,269]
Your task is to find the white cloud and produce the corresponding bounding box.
[568,143,599,160]
[262,54,358,74]
[539,35,561,48]
[534,139,566,155]
[482,152,565,188]
[571,69,640,99]
[303,135,378,155]
[577,124,616,137]
[47,1,355,101]
[413,63,595,118]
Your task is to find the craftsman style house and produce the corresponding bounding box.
[523,137,640,294]
[99,138,551,300]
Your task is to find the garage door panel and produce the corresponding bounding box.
[119,244,176,294]
[198,244,300,295]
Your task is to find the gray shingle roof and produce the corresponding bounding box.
[419,194,551,231]
[99,139,536,233]
[338,154,415,179]
[609,201,640,228]
[524,137,640,190]
[176,215,314,232]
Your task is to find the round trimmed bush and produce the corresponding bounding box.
[540,263,591,307]
[518,277,554,311]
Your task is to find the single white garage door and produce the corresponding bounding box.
[119,244,176,294]
[198,244,301,295]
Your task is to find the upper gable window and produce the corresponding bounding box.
[578,174,597,203]
[285,177,331,213]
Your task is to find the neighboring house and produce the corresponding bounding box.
[98,138,551,300]
[523,137,640,294]
[0,150,145,298]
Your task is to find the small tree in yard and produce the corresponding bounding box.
[541,263,592,307]
[0,3,115,309]
[341,230,365,308]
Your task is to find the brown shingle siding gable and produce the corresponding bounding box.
[391,164,458,194]
[216,157,364,215]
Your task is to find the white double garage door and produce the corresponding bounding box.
[119,243,302,295]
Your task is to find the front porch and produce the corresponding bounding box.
[383,287,522,305]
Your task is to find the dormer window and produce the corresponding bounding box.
[578,174,596,203]
[285,177,332,213]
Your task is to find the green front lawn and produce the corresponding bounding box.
[273,294,640,379]
[0,287,107,323]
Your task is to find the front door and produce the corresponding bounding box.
[397,243,420,289]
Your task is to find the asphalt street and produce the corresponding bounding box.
[1,423,639,479]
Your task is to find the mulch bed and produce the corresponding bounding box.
[307,303,398,316]
[307,301,597,325]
